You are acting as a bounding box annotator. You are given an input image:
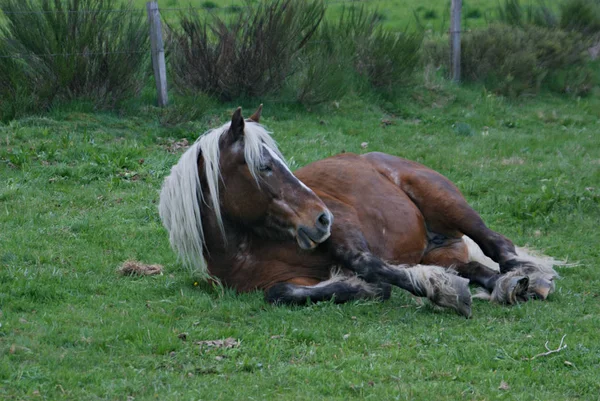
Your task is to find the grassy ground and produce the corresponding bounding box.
[1,78,599,399]
[129,0,498,30]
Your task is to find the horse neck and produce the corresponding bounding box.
[200,200,243,260]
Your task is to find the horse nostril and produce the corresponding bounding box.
[317,212,330,229]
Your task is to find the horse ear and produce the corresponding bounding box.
[247,104,263,123]
[229,107,245,141]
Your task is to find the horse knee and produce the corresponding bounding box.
[264,283,296,305]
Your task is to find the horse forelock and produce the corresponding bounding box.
[158,120,283,276]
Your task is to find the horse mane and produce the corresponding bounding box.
[158,121,284,277]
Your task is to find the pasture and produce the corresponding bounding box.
[129,0,501,30]
[1,0,600,399]
[2,83,599,399]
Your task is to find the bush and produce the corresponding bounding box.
[496,0,558,29]
[169,0,325,100]
[560,0,600,34]
[0,0,148,121]
[170,2,421,105]
[424,24,595,96]
[292,44,353,105]
[310,6,422,95]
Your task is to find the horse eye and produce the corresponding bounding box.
[259,164,272,173]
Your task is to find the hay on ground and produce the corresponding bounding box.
[118,260,163,276]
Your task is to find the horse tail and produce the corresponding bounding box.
[464,235,575,300]
[462,235,500,271]
[159,141,209,277]
[463,235,570,274]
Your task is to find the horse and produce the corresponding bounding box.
[158,106,562,318]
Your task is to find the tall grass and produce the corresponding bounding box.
[0,0,148,121]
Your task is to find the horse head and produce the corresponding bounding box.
[159,106,332,274]
[216,106,333,249]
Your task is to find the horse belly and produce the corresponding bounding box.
[358,183,427,264]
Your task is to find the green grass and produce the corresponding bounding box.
[1,81,599,399]
[127,0,496,30]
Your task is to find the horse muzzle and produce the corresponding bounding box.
[296,211,333,250]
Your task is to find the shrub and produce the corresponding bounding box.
[466,8,482,19]
[169,0,325,100]
[292,44,353,105]
[356,29,422,92]
[560,0,600,34]
[201,1,218,9]
[311,6,422,94]
[466,25,592,95]
[423,9,437,20]
[496,0,558,29]
[0,0,148,121]
[424,24,595,96]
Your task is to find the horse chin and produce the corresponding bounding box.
[296,229,330,250]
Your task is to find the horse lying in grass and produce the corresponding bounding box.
[159,106,561,317]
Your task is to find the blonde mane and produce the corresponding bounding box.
[158,121,283,277]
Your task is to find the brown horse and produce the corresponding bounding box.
[159,106,561,317]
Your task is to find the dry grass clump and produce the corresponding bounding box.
[118,260,164,276]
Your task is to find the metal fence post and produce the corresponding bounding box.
[450,0,462,82]
[147,1,168,107]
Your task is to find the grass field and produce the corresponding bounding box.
[129,0,499,30]
[1,79,600,399]
[1,0,600,399]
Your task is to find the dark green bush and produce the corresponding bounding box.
[169,0,325,100]
[292,44,353,105]
[466,8,482,19]
[424,24,595,96]
[423,9,437,20]
[356,29,422,92]
[201,1,218,9]
[560,0,600,34]
[309,6,421,96]
[0,0,148,121]
[496,0,558,29]
[170,2,420,104]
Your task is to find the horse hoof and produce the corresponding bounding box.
[442,275,472,318]
[491,274,529,304]
[264,283,294,304]
[527,274,555,300]
[502,260,558,300]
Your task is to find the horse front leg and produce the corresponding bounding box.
[264,274,387,305]
[331,243,473,318]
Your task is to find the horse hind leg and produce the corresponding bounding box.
[464,236,560,301]
[264,273,387,305]
[365,153,560,300]
[422,238,531,304]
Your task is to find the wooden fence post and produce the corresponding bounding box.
[147,1,168,107]
[450,0,462,82]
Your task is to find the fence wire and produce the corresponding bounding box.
[0,0,406,60]
[0,0,377,14]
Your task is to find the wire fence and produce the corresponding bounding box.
[0,0,416,60]
[0,0,465,106]
[0,0,377,15]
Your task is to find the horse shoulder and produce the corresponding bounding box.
[209,240,333,292]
